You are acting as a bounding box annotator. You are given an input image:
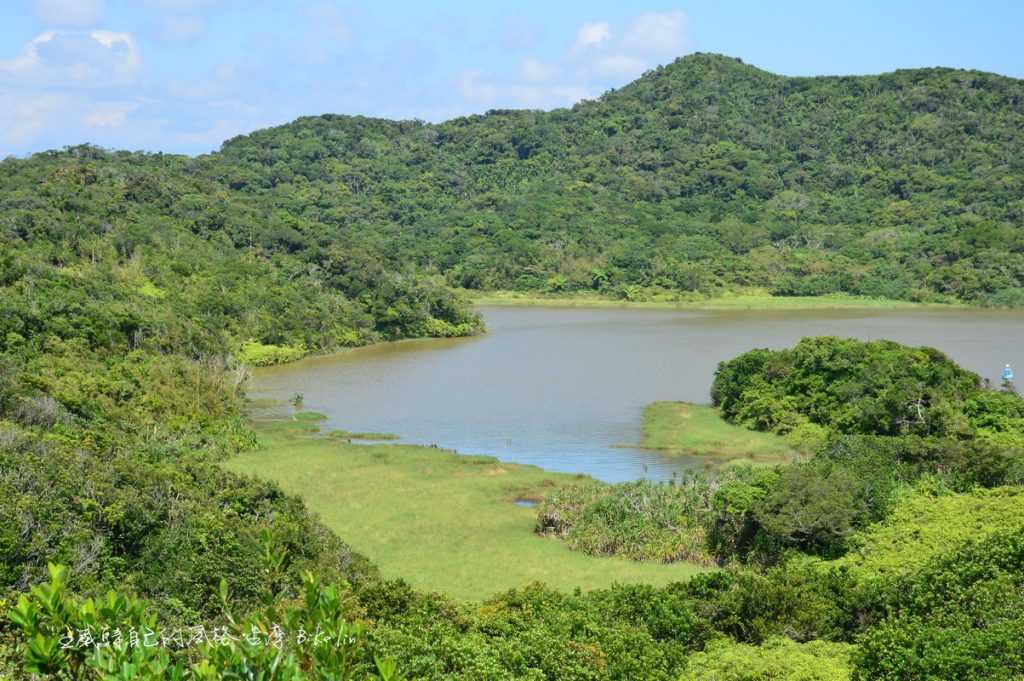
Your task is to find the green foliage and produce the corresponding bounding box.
[6,563,405,680]
[238,340,308,367]
[819,431,1024,490]
[851,528,1024,680]
[536,479,717,564]
[0,331,375,629]
[0,133,481,655]
[548,340,1024,567]
[712,336,1017,438]
[679,637,852,680]
[536,469,789,566]
[207,54,1024,307]
[833,486,1024,579]
[751,464,875,558]
[0,146,483,365]
[5,53,1024,678]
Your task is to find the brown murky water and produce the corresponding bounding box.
[253,306,1024,482]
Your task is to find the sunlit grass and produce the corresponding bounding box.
[224,419,704,601]
[638,401,798,466]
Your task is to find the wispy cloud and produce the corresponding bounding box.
[622,10,691,59]
[82,101,140,128]
[455,9,693,112]
[0,93,66,149]
[33,0,104,27]
[3,5,695,155]
[521,57,558,82]
[0,30,142,86]
[574,21,610,51]
[159,15,206,42]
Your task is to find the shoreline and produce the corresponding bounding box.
[468,290,965,311]
[226,415,702,601]
[246,291,990,370]
[247,330,487,372]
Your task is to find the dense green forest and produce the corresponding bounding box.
[212,53,1024,305]
[8,53,1024,316]
[3,53,1024,678]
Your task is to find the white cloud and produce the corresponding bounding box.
[622,10,691,58]
[568,9,693,88]
[457,69,496,103]
[0,93,66,152]
[0,32,56,76]
[521,57,557,82]
[168,61,236,98]
[299,2,356,65]
[82,101,140,128]
[33,0,103,27]
[143,0,218,8]
[574,21,610,50]
[494,16,544,52]
[454,9,693,115]
[214,63,236,80]
[174,119,249,148]
[0,31,142,87]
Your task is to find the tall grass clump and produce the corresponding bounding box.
[536,477,720,564]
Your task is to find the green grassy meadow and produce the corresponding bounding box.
[224,417,703,601]
[638,401,799,465]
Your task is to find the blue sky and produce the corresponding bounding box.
[2,0,1022,156]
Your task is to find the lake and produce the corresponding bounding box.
[253,306,1024,482]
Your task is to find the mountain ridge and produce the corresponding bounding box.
[5,53,1024,308]
[218,52,1022,145]
[200,52,1024,306]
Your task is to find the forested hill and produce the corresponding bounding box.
[0,146,482,366]
[214,53,1024,305]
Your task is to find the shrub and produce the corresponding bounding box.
[679,637,853,681]
[237,339,307,366]
[711,337,993,438]
[851,528,1024,680]
[536,479,717,564]
[752,463,874,559]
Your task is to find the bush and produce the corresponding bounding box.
[711,337,992,438]
[679,637,852,681]
[536,479,717,564]
[237,339,307,366]
[851,528,1024,680]
[752,463,875,559]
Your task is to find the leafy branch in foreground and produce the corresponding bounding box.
[7,564,404,680]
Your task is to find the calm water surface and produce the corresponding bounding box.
[253,307,1024,482]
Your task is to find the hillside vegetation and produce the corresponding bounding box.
[214,53,1024,305]
[3,54,1024,678]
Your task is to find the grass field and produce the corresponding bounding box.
[638,401,799,466]
[469,290,951,310]
[224,416,703,601]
